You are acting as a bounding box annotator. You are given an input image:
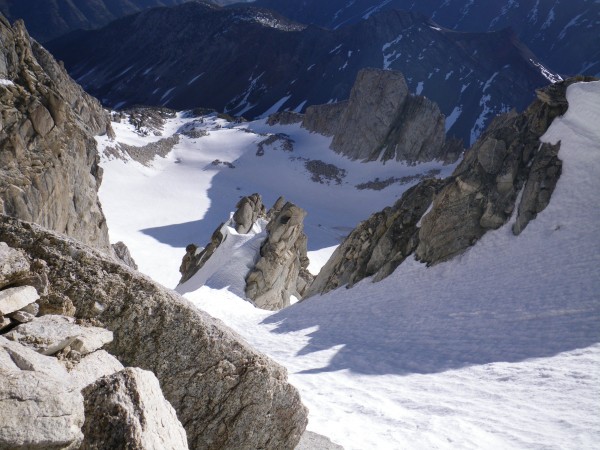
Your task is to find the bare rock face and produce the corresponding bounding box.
[0,242,30,289]
[0,16,112,252]
[246,201,312,310]
[415,77,595,265]
[0,337,85,449]
[302,68,459,164]
[112,241,139,270]
[307,179,444,296]
[0,216,308,450]
[233,193,266,234]
[81,368,189,450]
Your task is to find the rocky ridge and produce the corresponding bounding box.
[0,217,308,449]
[302,68,462,164]
[308,77,594,295]
[0,14,113,252]
[179,194,313,311]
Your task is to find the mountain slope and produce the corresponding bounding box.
[97,77,600,448]
[254,0,600,75]
[47,1,558,144]
[0,0,254,42]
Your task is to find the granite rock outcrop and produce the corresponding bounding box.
[302,68,461,164]
[0,15,112,252]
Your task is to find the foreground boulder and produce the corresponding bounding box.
[0,337,85,449]
[81,368,188,450]
[0,215,308,449]
[0,15,113,252]
[302,68,462,164]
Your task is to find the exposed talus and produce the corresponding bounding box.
[0,215,308,449]
[302,68,461,164]
[0,16,112,252]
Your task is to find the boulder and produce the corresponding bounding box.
[112,241,139,270]
[0,216,308,450]
[0,369,84,449]
[5,314,113,356]
[80,368,188,450]
[246,201,312,310]
[0,241,30,289]
[0,338,84,449]
[0,285,39,315]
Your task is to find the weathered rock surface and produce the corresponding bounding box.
[81,368,189,450]
[69,349,124,391]
[303,68,460,164]
[302,102,347,137]
[267,111,304,126]
[0,216,308,449]
[0,16,112,252]
[108,134,180,166]
[0,369,85,449]
[0,241,29,288]
[112,241,139,270]
[0,285,38,315]
[233,193,266,234]
[296,431,344,450]
[307,179,445,296]
[6,314,113,356]
[0,336,84,449]
[246,201,313,310]
[415,77,595,264]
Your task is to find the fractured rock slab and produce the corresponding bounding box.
[0,241,30,289]
[5,314,113,356]
[0,285,38,315]
[69,349,124,391]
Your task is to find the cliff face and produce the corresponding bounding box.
[302,69,462,164]
[0,16,112,252]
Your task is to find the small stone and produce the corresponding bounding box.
[0,285,39,315]
[20,301,39,316]
[0,316,11,331]
[8,310,35,323]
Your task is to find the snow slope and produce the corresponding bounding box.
[97,113,453,287]
[98,81,600,449]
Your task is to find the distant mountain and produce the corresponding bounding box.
[0,0,253,42]
[47,1,558,144]
[254,0,600,76]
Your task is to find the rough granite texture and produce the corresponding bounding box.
[0,15,112,252]
[303,68,459,164]
[307,179,445,296]
[81,368,189,450]
[246,201,313,310]
[415,77,595,264]
[0,216,308,450]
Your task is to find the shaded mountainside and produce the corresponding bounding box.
[0,0,253,43]
[307,76,597,296]
[0,14,113,252]
[46,1,557,144]
[254,0,600,76]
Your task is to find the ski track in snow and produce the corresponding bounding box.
[98,82,600,449]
